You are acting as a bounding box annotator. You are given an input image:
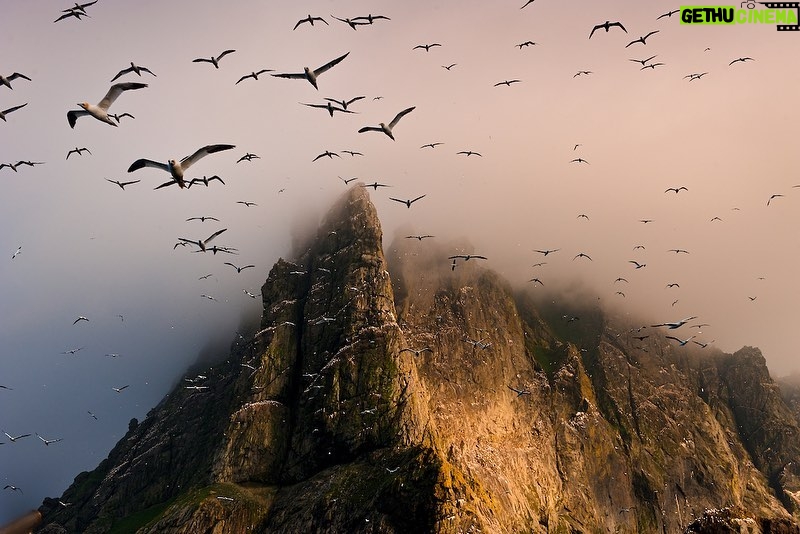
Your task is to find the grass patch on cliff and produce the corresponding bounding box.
[109,498,174,534]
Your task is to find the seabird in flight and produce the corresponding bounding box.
[108,112,135,123]
[666,335,695,346]
[72,316,89,325]
[61,347,84,355]
[237,201,257,207]
[665,187,688,194]
[128,144,235,189]
[651,316,697,329]
[573,70,592,78]
[67,82,147,128]
[629,260,646,269]
[332,15,368,30]
[352,14,391,24]
[66,147,91,159]
[449,254,488,261]
[406,235,434,241]
[187,175,225,188]
[573,253,592,261]
[1,103,27,121]
[112,385,129,393]
[494,79,521,87]
[0,72,32,90]
[186,216,220,222]
[668,249,689,254]
[570,158,589,164]
[657,9,680,19]
[192,50,236,69]
[767,194,784,206]
[3,485,23,494]
[640,63,665,70]
[11,246,22,259]
[413,43,442,52]
[589,21,627,39]
[362,181,390,190]
[358,106,415,140]
[294,15,328,30]
[625,30,659,48]
[629,55,657,66]
[224,262,255,273]
[400,347,433,356]
[529,278,544,286]
[507,385,531,396]
[389,195,426,208]
[517,41,538,49]
[110,62,156,82]
[339,176,357,184]
[272,52,350,90]
[3,431,31,442]
[178,229,227,252]
[729,57,754,66]
[534,249,560,256]
[236,69,274,84]
[457,150,482,157]
[442,64,457,71]
[36,433,63,446]
[313,150,340,161]
[324,96,365,110]
[421,142,444,149]
[237,153,260,162]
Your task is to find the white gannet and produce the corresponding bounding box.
[193,50,236,69]
[1,103,27,121]
[36,433,63,446]
[272,52,350,90]
[127,144,235,189]
[0,72,32,90]
[112,385,129,393]
[67,82,147,128]
[358,106,415,140]
[110,62,156,82]
[178,229,227,252]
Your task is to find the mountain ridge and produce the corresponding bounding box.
[37,186,800,533]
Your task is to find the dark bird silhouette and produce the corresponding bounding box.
[108,112,135,123]
[3,485,23,494]
[449,254,488,262]
[442,64,457,70]
[665,186,688,194]
[224,262,254,273]
[313,150,340,161]
[589,21,627,39]
[657,9,680,19]
[615,277,629,283]
[666,335,695,346]
[178,229,227,252]
[112,385,129,393]
[54,9,90,23]
[187,175,225,188]
[332,15,368,30]
[520,0,536,8]
[413,43,442,52]
[767,194,784,206]
[457,150,482,157]
[629,260,646,269]
[67,82,147,128]
[685,72,709,81]
[237,153,260,163]
[729,57,754,66]
[421,142,444,149]
[72,316,89,325]
[0,72,32,90]
[668,249,689,254]
[534,249,560,256]
[389,195,426,208]
[128,144,235,189]
[529,278,544,286]
[652,316,697,329]
[666,283,680,288]
[629,55,657,66]
[639,219,654,223]
[507,385,531,396]
[193,50,236,69]
[640,63,665,70]
[362,181,390,190]
[570,158,589,164]
[352,14,391,24]
[66,147,91,159]
[236,69,274,85]
[517,41,538,48]
[616,291,626,297]
[626,30,659,48]
[272,52,350,89]
[574,70,593,77]
[573,253,592,261]
[324,96,365,110]
[294,15,328,30]
[237,201,257,207]
[358,107,415,140]
[110,62,156,82]
[400,347,433,356]
[494,79,521,87]
[305,102,355,116]
[406,235,434,241]
[1,102,28,121]
[577,213,589,220]
[339,176,358,184]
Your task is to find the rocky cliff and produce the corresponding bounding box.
[37,186,800,533]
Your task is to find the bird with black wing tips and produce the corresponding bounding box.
[128,144,235,189]
[666,335,695,346]
[108,112,135,123]
[0,72,32,90]
[494,79,521,87]
[324,96,365,110]
[657,9,680,19]
[302,102,354,117]
[665,186,688,193]
[186,216,219,222]
[652,316,697,329]
[187,175,225,188]
[457,150,482,157]
[358,106,415,140]
[729,57,754,66]
[313,150,340,161]
[351,14,391,24]
[332,15,368,30]
[573,253,592,261]
[272,52,350,90]
[629,55,657,66]
[237,153,259,163]
[110,62,156,82]
[67,82,147,128]
[389,195,426,208]
[629,260,646,269]
[449,254,487,261]
[178,229,227,252]
[193,49,236,68]
[413,43,442,52]
[406,235,434,241]
[362,181,390,190]
[589,21,627,39]
[112,385,129,393]
[66,147,91,159]
[224,262,255,273]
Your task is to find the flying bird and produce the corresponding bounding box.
[272,52,350,90]
[400,347,434,356]
[589,21,627,39]
[87,411,98,420]
[54,9,89,23]
[389,195,426,208]
[178,229,227,252]
[67,82,147,128]
[442,64,457,71]
[629,260,646,269]
[61,347,84,355]
[657,9,680,19]
[1,102,28,121]
[534,249,559,256]
[573,70,592,77]
[362,182,390,190]
[3,485,23,494]
[0,72,32,90]
[36,433,63,446]
[457,150,482,157]
[193,50,236,68]
[449,254,487,261]
[66,147,91,159]
[72,316,89,325]
[128,144,235,189]
[112,385,129,393]
[358,106,415,140]
[767,194,784,206]
[685,72,709,81]
[406,235,434,241]
[110,62,156,82]
[351,14,391,24]
[421,142,444,149]
[494,79,521,87]
[665,187,688,194]
[108,112,135,123]
[666,335,695,346]
[313,150,340,161]
[235,69,274,84]
[342,150,363,157]
[652,316,697,329]
[331,16,368,30]
[517,41,538,49]
[324,96,365,110]
[413,43,442,52]
[640,63,665,70]
[570,158,589,164]
[626,30,659,48]
[615,277,628,283]
[668,249,690,254]
[186,216,220,222]
[573,253,592,261]
[629,55,657,66]
[293,15,328,30]
[729,57,754,66]
[11,246,22,259]
[224,262,255,273]
[508,385,531,396]
[529,278,544,286]
[187,175,225,188]
[237,153,260,162]
[3,431,31,442]
[237,201,257,207]
[339,176,358,184]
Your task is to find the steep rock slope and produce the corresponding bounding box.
[38,187,799,533]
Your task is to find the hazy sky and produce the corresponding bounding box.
[2,0,799,523]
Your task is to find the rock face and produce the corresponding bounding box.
[38,186,800,533]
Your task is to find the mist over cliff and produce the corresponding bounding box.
[35,187,800,533]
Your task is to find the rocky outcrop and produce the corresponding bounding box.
[38,186,800,533]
